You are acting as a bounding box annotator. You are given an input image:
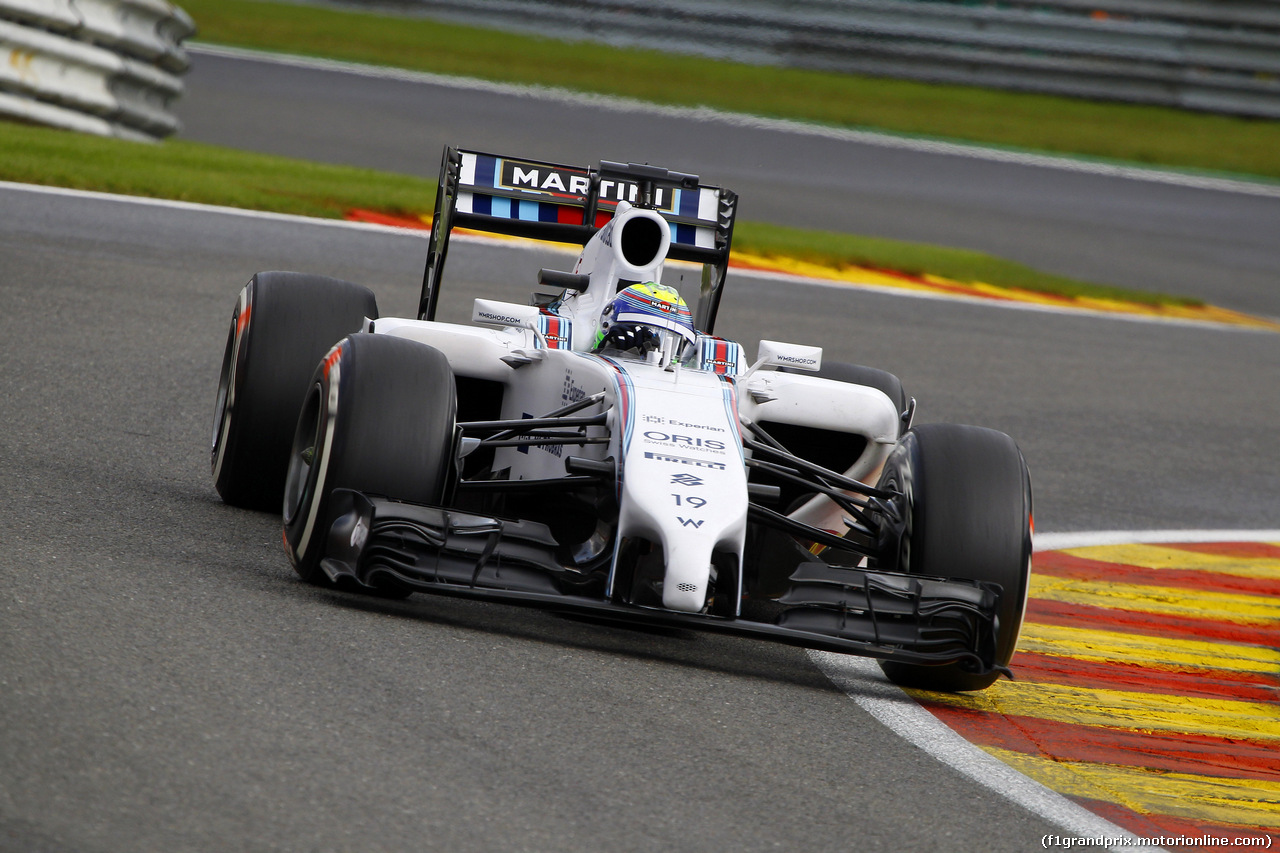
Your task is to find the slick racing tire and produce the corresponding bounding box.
[283,333,457,589]
[211,272,378,511]
[875,423,1032,692]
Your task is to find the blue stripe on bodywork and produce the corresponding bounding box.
[719,376,745,463]
[678,187,699,218]
[602,357,635,458]
[573,353,633,601]
[476,155,497,188]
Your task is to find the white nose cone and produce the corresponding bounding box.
[612,365,747,616]
[661,544,711,613]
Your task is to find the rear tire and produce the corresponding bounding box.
[283,333,457,587]
[211,272,378,511]
[876,423,1032,692]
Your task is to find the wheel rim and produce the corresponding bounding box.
[210,314,238,470]
[283,384,323,525]
[209,313,238,455]
[875,440,915,573]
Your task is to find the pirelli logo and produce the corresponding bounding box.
[644,451,726,470]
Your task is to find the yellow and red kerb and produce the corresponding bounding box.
[907,541,1280,849]
[343,209,1280,330]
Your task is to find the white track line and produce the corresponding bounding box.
[1035,529,1280,550]
[190,43,1280,201]
[4,180,1269,332]
[811,653,1166,852]
[13,171,1272,840]
[13,164,1275,842]
[810,529,1280,852]
[0,180,421,234]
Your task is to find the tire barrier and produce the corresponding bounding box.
[369,0,1280,118]
[0,0,193,140]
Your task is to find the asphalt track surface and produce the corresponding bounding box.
[3,47,1278,853]
[175,47,1280,320]
[2,182,1277,852]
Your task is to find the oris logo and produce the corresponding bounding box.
[643,431,726,451]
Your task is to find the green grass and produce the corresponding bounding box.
[0,120,435,218]
[0,120,1195,306]
[180,0,1280,181]
[4,0,1254,307]
[731,222,1193,305]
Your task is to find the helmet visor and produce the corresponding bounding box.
[613,311,698,346]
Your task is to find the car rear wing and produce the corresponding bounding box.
[418,146,738,334]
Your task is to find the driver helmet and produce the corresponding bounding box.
[594,282,697,354]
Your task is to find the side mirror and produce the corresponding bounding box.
[472,299,541,329]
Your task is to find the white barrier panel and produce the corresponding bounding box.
[0,0,193,140]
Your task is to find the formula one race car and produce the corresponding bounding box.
[211,146,1032,692]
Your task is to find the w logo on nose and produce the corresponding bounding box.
[678,517,704,528]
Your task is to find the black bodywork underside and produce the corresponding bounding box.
[315,479,1009,677]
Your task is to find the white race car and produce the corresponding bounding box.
[211,147,1032,692]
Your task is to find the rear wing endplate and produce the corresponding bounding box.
[419,147,738,334]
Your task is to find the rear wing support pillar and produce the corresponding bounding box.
[419,146,463,321]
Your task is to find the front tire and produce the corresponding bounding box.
[211,272,378,511]
[876,423,1032,692]
[283,333,457,587]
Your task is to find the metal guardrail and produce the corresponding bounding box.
[369,0,1280,118]
[0,0,193,140]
